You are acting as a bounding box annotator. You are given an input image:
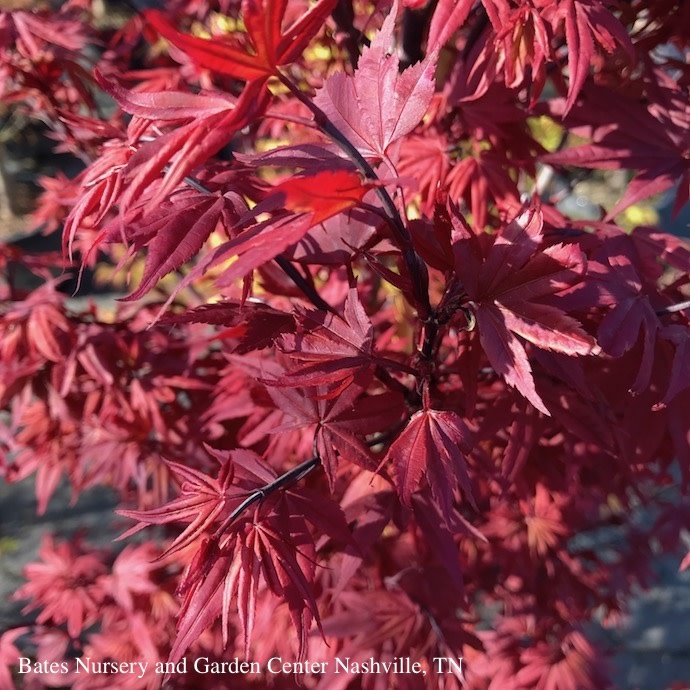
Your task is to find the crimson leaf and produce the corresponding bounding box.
[452,204,597,414]
[384,405,474,516]
[314,2,437,164]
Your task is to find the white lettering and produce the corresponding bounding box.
[334,657,424,674]
[158,659,187,674]
[75,658,90,674]
[267,657,282,673]
[334,657,350,673]
[433,657,464,675]
[194,657,261,674]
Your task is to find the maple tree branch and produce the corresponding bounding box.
[276,71,432,318]
[420,318,440,362]
[214,455,322,538]
[262,110,319,129]
[374,363,421,406]
[656,299,690,315]
[273,256,338,314]
[177,169,419,401]
[213,428,404,535]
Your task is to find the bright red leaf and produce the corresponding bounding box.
[557,0,633,114]
[452,203,597,413]
[276,169,370,225]
[384,400,474,514]
[315,2,437,164]
[145,0,337,82]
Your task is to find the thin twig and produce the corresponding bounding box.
[213,455,322,538]
[657,299,690,315]
[213,426,403,535]
[274,256,337,314]
[276,71,431,318]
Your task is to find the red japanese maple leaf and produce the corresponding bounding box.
[115,190,246,302]
[95,72,270,207]
[118,458,235,558]
[555,0,634,114]
[428,0,632,114]
[543,79,690,217]
[585,231,662,394]
[267,381,404,488]
[452,203,597,413]
[144,0,337,82]
[314,1,437,165]
[161,170,370,305]
[101,543,161,613]
[320,588,426,655]
[516,629,609,689]
[121,449,349,663]
[13,535,107,639]
[165,300,295,354]
[383,397,474,514]
[275,288,377,391]
[276,169,370,225]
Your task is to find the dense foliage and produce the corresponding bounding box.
[1,0,690,688]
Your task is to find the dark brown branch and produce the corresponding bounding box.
[657,299,690,315]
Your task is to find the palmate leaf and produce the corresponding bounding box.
[319,588,423,650]
[117,459,234,557]
[314,1,437,164]
[543,81,690,217]
[515,629,609,690]
[96,72,271,208]
[122,449,349,664]
[276,288,375,390]
[228,516,320,658]
[96,17,286,217]
[583,232,663,394]
[267,382,405,487]
[384,405,474,516]
[159,171,370,304]
[117,192,244,302]
[428,0,632,114]
[94,72,237,121]
[452,203,596,413]
[598,295,659,395]
[145,0,337,82]
[164,300,294,353]
[557,0,633,115]
[276,169,370,225]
